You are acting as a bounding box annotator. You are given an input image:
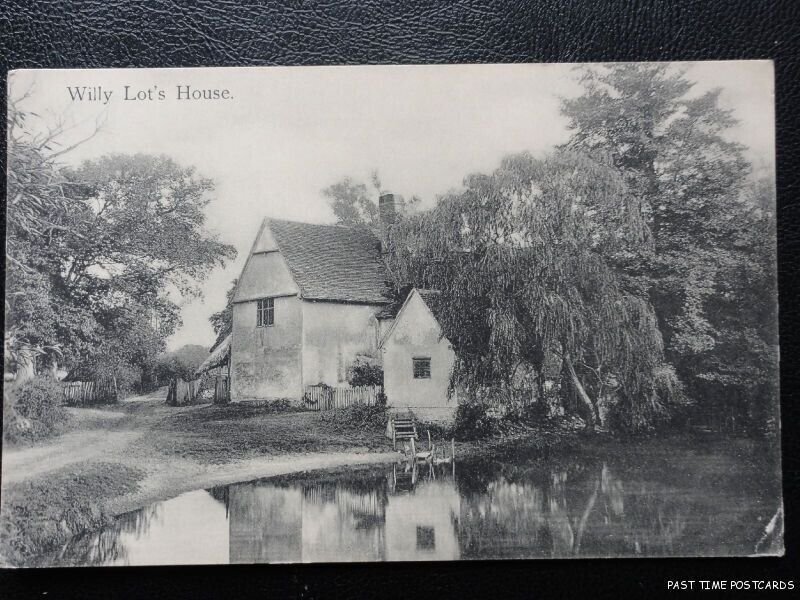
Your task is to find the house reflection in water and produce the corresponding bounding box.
[224,463,460,563]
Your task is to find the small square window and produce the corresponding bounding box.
[416,526,436,551]
[413,357,431,379]
[257,298,274,327]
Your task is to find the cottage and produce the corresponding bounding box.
[380,289,457,423]
[228,194,458,422]
[230,195,399,401]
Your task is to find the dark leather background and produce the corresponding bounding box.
[1,1,798,598]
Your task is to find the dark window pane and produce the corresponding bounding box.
[416,526,435,550]
[257,298,274,327]
[413,358,431,379]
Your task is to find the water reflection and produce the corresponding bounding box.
[227,462,460,563]
[45,438,782,565]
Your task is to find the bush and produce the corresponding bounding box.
[451,401,501,440]
[346,357,383,388]
[3,378,71,444]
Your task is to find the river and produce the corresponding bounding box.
[42,435,783,565]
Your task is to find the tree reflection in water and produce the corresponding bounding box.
[456,459,696,558]
[46,503,162,567]
[41,438,780,564]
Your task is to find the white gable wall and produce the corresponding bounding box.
[234,222,298,303]
[382,291,456,422]
[231,221,302,401]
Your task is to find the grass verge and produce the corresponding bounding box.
[147,404,393,463]
[0,461,144,567]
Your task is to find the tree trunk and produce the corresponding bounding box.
[573,474,601,555]
[48,359,59,380]
[15,353,36,384]
[564,353,597,430]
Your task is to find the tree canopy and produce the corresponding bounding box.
[561,63,778,429]
[5,91,236,389]
[385,150,683,432]
[323,170,420,227]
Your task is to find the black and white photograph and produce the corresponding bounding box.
[2,62,782,567]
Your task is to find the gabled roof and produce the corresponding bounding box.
[267,219,391,304]
[379,288,448,348]
[416,289,445,322]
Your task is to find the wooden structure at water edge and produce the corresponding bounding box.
[389,413,418,450]
[388,412,456,464]
[408,430,456,465]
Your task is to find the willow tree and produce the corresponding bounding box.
[561,64,774,430]
[385,151,682,432]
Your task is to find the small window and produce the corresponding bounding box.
[257,298,274,327]
[413,357,431,379]
[416,526,436,551]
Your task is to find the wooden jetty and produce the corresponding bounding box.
[408,430,456,465]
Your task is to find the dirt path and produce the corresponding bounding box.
[1,389,166,484]
[2,390,402,520]
[1,430,142,484]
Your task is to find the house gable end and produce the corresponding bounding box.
[381,289,449,349]
[234,219,300,303]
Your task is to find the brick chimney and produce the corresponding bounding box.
[379,192,396,226]
[377,192,399,255]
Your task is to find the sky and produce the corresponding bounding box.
[8,62,775,351]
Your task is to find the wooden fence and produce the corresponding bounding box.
[214,375,230,404]
[62,380,117,406]
[303,385,383,411]
[166,378,202,406]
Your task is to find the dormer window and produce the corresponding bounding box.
[257,298,274,327]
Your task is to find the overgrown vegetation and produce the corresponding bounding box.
[0,462,144,566]
[346,357,384,388]
[5,81,236,395]
[3,378,71,445]
[326,64,777,436]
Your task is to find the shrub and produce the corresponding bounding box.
[3,377,71,444]
[346,357,383,388]
[451,401,501,440]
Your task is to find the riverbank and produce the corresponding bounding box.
[0,392,575,566]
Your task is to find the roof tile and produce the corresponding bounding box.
[268,219,391,304]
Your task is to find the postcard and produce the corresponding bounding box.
[2,63,781,566]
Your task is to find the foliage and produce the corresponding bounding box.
[209,278,238,351]
[323,174,381,227]
[319,403,389,432]
[385,150,676,432]
[5,85,236,393]
[346,356,384,387]
[452,401,501,440]
[561,63,778,431]
[323,170,420,227]
[3,378,71,444]
[606,365,690,434]
[156,344,210,381]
